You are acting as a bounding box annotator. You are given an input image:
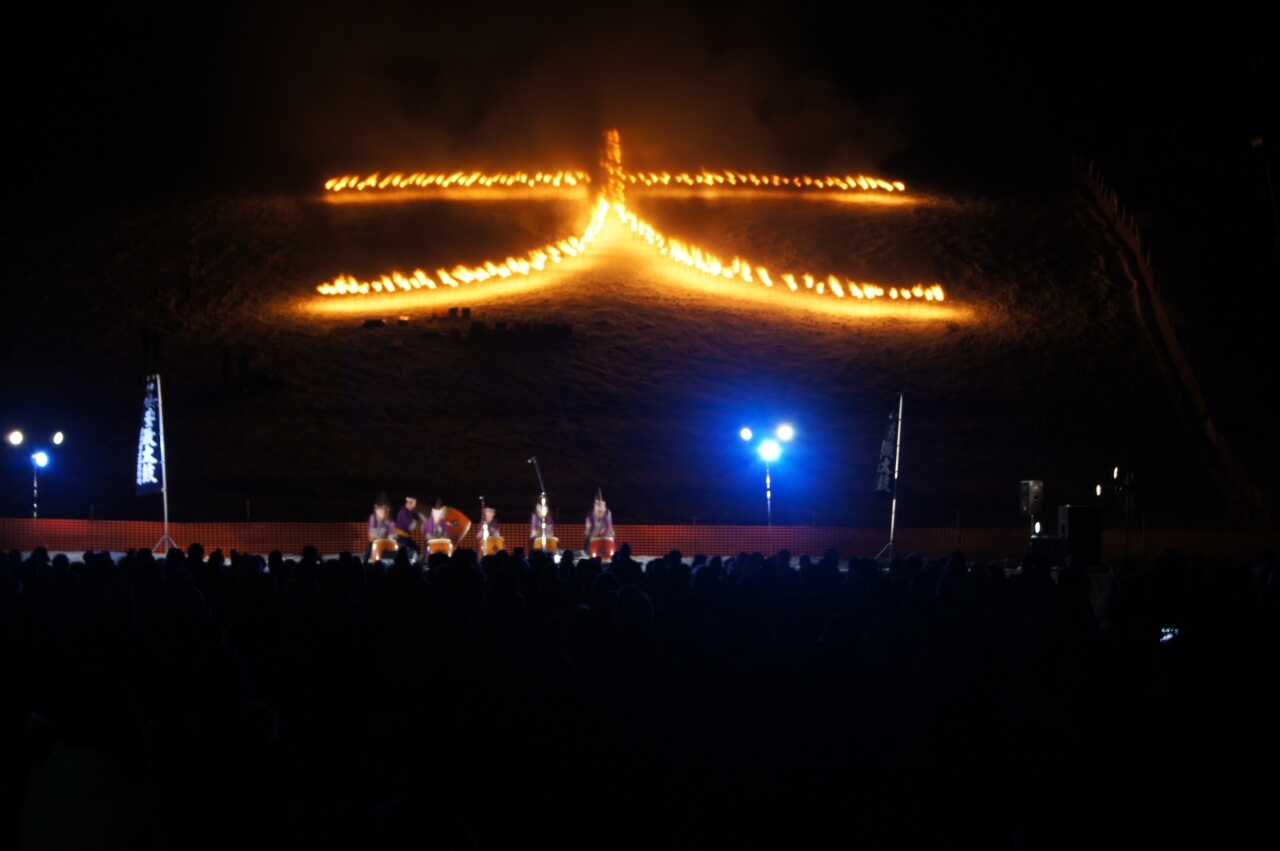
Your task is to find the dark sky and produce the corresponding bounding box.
[9,1,1272,196]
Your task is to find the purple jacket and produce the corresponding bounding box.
[425,510,450,539]
[585,509,614,540]
[395,506,421,539]
[368,512,395,540]
[530,512,556,540]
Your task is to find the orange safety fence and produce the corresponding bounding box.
[1,519,1274,562]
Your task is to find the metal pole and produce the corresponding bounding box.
[159,376,170,553]
[528,456,546,494]
[32,465,38,518]
[528,456,552,546]
[887,392,904,558]
[153,375,176,554]
[880,394,911,563]
[765,462,772,526]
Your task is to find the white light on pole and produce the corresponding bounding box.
[740,424,794,526]
[31,451,49,518]
[12,431,65,519]
[759,439,781,525]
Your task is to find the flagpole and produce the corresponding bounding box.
[888,392,904,557]
[153,375,176,555]
[877,392,904,561]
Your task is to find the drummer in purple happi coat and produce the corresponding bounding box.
[530,493,555,543]
[585,488,614,541]
[425,498,450,539]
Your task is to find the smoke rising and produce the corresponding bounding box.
[218,0,912,185]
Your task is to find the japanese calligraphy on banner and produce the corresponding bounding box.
[873,407,897,498]
[136,375,163,495]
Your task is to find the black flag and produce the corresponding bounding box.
[136,375,163,495]
[873,408,897,497]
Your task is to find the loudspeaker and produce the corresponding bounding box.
[1019,480,1044,516]
[1029,535,1065,563]
[1058,504,1101,568]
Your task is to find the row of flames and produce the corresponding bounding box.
[316,199,610,295]
[315,130,944,305]
[618,171,905,192]
[322,170,904,195]
[611,202,943,301]
[324,170,590,192]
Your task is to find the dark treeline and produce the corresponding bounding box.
[3,542,1277,848]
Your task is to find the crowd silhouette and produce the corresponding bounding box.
[3,541,1276,848]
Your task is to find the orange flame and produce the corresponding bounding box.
[315,130,946,307]
[324,170,591,193]
[317,199,609,295]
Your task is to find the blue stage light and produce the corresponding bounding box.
[758,439,781,462]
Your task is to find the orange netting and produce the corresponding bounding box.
[0,519,1272,562]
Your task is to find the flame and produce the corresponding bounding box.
[608,200,942,304]
[317,199,609,295]
[324,170,591,193]
[324,166,907,197]
[618,169,906,194]
[314,130,946,307]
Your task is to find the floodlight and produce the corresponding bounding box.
[53,432,64,445]
[32,452,48,468]
[738,422,796,525]
[7,430,21,446]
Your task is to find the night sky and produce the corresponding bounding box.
[9,2,1272,194]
